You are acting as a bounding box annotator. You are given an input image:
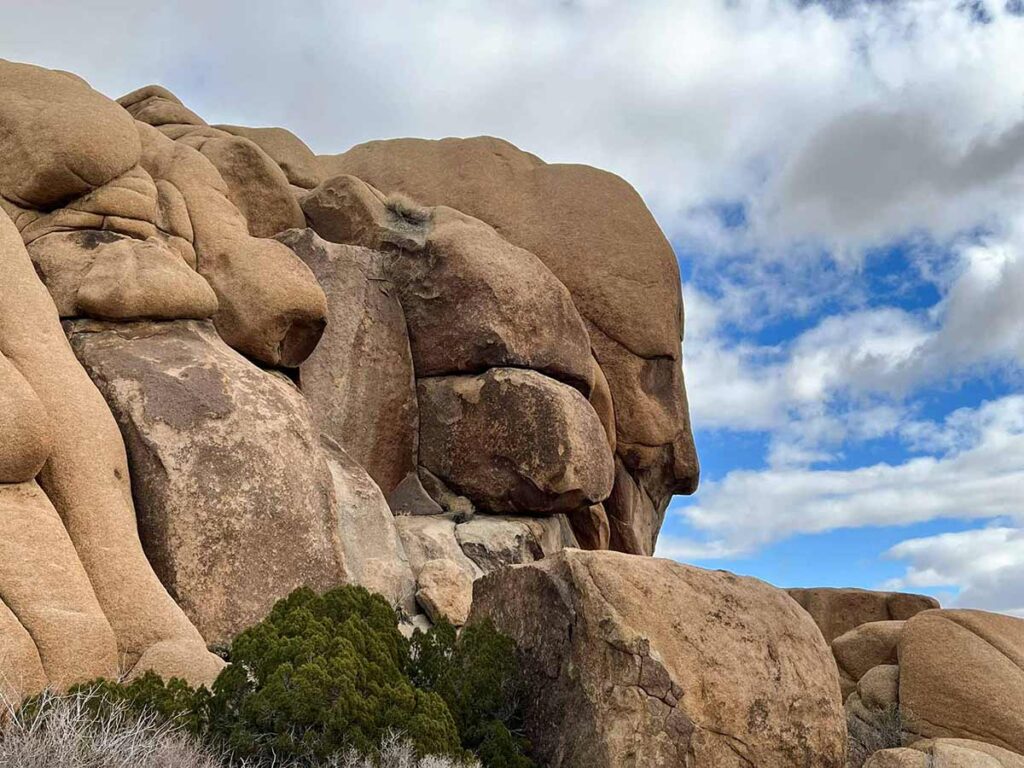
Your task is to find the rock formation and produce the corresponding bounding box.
[0,58,698,696]
[470,550,847,767]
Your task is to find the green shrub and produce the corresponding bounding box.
[209,586,460,762]
[410,619,534,768]
[22,586,531,767]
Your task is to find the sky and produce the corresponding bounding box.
[2,0,1023,611]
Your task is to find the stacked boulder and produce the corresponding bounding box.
[791,587,1024,767]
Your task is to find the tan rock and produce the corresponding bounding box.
[833,620,905,688]
[418,369,614,515]
[393,515,481,581]
[67,319,346,645]
[415,558,473,627]
[859,664,900,712]
[899,609,1024,755]
[787,587,939,643]
[175,127,306,237]
[454,515,577,573]
[301,175,428,252]
[0,597,46,702]
[303,179,594,390]
[469,550,846,767]
[1,207,220,687]
[278,228,417,494]
[0,481,119,689]
[912,739,1024,768]
[322,438,416,614]
[386,471,444,516]
[0,61,140,208]
[135,122,326,367]
[216,124,322,189]
[567,503,611,551]
[396,206,594,390]
[863,749,928,768]
[118,84,206,127]
[29,231,217,321]
[0,355,53,483]
[322,136,700,545]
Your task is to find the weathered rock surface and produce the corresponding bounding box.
[418,368,614,515]
[29,231,218,321]
[469,550,846,767]
[1,60,141,208]
[454,515,577,573]
[0,481,119,688]
[1,201,221,687]
[788,587,939,644]
[278,228,417,495]
[863,750,927,768]
[393,515,481,581]
[302,178,595,390]
[833,620,904,698]
[322,137,700,546]
[899,609,1024,755]
[322,437,415,614]
[216,124,322,189]
[0,596,47,702]
[135,122,326,367]
[868,739,1024,768]
[68,319,345,645]
[415,558,473,627]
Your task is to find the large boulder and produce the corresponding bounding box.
[301,177,595,391]
[1,60,141,208]
[1,207,221,686]
[898,609,1024,755]
[134,122,326,367]
[278,228,417,495]
[321,137,700,551]
[787,587,939,644]
[216,124,322,190]
[417,368,614,515]
[0,596,46,702]
[867,740,1024,768]
[68,319,346,645]
[832,620,904,699]
[469,550,846,767]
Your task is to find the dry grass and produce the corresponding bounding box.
[0,688,222,768]
[384,193,431,225]
[0,689,478,768]
[847,704,904,768]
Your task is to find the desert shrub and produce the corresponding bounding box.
[208,586,461,762]
[0,687,222,768]
[13,587,531,767]
[410,620,534,768]
[846,704,904,768]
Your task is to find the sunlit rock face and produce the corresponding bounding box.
[0,58,697,696]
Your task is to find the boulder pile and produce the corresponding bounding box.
[1,58,1019,768]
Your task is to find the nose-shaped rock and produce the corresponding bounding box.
[0,60,141,208]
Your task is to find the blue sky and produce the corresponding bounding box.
[2,0,1022,611]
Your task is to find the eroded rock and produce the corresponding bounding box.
[469,550,846,767]
[68,319,345,645]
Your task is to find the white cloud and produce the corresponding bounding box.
[885,527,1024,616]
[665,395,1024,558]
[0,1,1021,255]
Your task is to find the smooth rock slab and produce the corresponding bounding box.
[469,550,846,768]
[69,319,345,645]
[279,228,417,495]
[899,609,1024,755]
